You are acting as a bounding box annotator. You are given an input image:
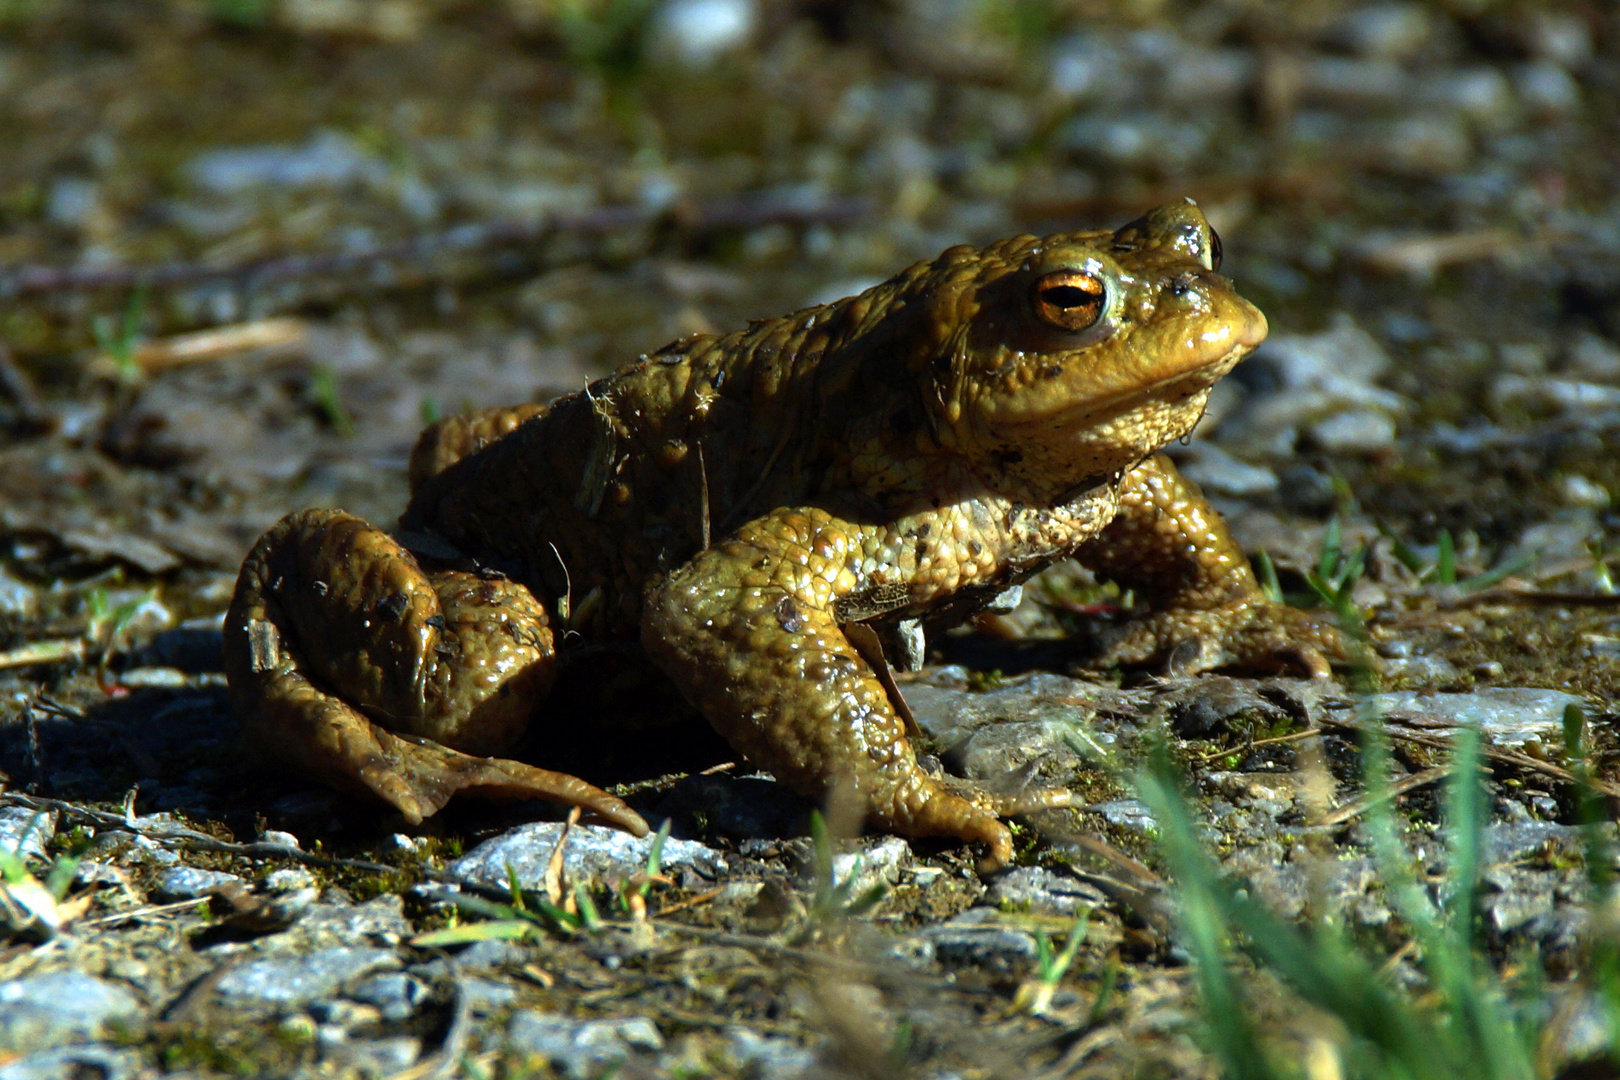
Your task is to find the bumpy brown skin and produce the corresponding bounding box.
[224,202,1344,870]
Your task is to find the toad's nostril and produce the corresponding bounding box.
[1167,271,1202,297]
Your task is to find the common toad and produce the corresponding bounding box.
[224,202,1342,869]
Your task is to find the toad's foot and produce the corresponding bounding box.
[1076,453,1351,678]
[223,509,647,835]
[1089,600,1347,677]
[644,506,1064,872]
[235,665,647,832]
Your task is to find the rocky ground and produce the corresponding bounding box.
[1,1,1619,1077]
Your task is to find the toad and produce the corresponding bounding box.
[224,202,1343,869]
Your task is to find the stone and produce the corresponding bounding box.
[918,908,1038,973]
[0,566,36,618]
[1296,57,1409,107]
[1566,331,1620,380]
[1515,60,1581,116]
[1089,799,1156,834]
[1481,821,1593,867]
[1327,3,1431,59]
[277,894,412,951]
[904,673,1135,784]
[649,0,756,65]
[724,1027,817,1079]
[320,1037,421,1076]
[1419,68,1515,127]
[1487,878,1556,934]
[447,937,529,972]
[448,823,726,895]
[347,972,430,1022]
[213,947,400,1012]
[0,973,142,1053]
[185,131,386,195]
[0,808,54,861]
[1170,442,1278,498]
[1490,375,1620,413]
[825,837,909,898]
[506,1011,664,1079]
[1309,408,1397,454]
[458,978,519,1014]
[986,867,1108,917]
[154,866,243,900]
[1226,315,1409,457]
[1367,687,1591,750]
[0,1046,142,1080]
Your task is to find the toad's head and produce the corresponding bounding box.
[917,201,1266,495]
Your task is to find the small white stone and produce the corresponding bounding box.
[1515,59,1581,116]
[1556,475,1610,509]
[266,867,316,892]
[1566,332,1620,380]
[1309,409,1397,454]
[650,0,756,66]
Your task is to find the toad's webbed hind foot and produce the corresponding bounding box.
[223,508,648,836]
[238,661,647,833]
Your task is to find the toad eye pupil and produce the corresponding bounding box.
[1040,285,1093,309]
[1208,227,1223,271]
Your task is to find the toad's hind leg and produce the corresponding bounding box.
[223,508,646,834]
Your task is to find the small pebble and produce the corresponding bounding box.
[154,866,243,900]
[650,0,756,65]
[0,808,54,862]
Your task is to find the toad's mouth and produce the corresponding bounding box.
[989,338,1257,435]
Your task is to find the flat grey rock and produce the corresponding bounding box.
[917,908,1038,973]
[346,971,430,1022]
[271,893,412,952]
[824,837,909,897]
[506,1011,664,1079]
[321,1036,421,1076]
[0,808,54,862]
[449,823,726,894]
[0,1045,142,1080]
[1369,687,1590,748]
[904,673,1135,783]
[0,973,142,1053]
[1089,799,1156,833]
[445,937,529,972]
[154,866,243,900]
[724,1027,817,1079]
[986,867,1109,917]
[213,947,401,1012]
[1171,442,1279,498]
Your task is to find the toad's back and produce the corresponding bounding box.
[398,234,1047,639]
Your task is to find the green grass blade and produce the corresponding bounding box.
[1456,551,1534,594]
[1253,550,1283,604]
[1134,758,1284,1080]
[1435,529,1456,586]
[411,919,537,947]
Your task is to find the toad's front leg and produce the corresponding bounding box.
[1076,452,1349,675]
[643,506,1068,871]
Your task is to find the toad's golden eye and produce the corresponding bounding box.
[1208,226,1223,271]
[1031,270,1107,332]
